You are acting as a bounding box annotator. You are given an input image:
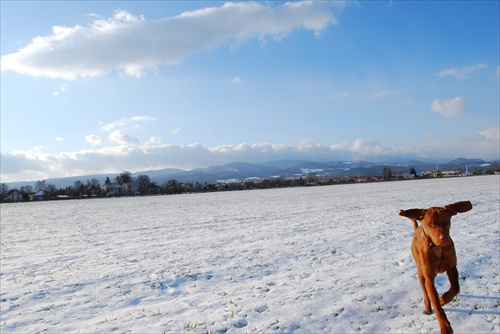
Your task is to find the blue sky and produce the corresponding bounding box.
[1,1,499,183]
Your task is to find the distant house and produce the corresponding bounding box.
[103,183,122,196]
[122,182,139,195]
[429,171,443,178]
[86,185,101,196]
[442,170,460,177]
[31,190,46,201]
[3,190,26,202]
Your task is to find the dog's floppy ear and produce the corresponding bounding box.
[443,200,473,216]
[399,208,426,221]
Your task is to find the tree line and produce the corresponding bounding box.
[0,170,347,202]
[1,164,499,203]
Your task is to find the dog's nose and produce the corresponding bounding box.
[438,234,451,245]
[439,234,450,241]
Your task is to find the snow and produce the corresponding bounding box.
[1,175,499,333]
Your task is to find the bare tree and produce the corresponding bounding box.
[35,180,46,192]
[115,171,134,185]
[45,183,58,195]
[73,180,84,197]
[136,175,151,194]
[383,167,392,181]
[0,183,9,195]
[89,178,100,188]
[20,185,33,194]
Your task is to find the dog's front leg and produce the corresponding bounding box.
[425,277,453,334]
[440,266,460,306]
[417,268,432,315]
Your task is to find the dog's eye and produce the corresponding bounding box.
[427,223,434,227]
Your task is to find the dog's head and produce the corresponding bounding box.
[400,201,473,246]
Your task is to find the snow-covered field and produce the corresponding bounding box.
[1,175,499,333]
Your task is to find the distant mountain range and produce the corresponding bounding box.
[5,158,496,189]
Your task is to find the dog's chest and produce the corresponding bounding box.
[430,246,455,273]
[431,246,443,260]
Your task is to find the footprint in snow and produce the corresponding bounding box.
[32,290,48,299]
[234,318,248,328]
[254,305,269,313]
[300,272,311,279]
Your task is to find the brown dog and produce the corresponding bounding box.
[400,201,473,334]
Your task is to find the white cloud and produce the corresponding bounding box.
[101,116,156,132]
[85,134,106,146]
[431,97,467,118]
[1,2,343,79]
[172,128,183,135]
[479,126,500,140]
[109,130,141,146]
[54,137,65,142]
[52,83,70,97]
[297,139,329,153]
[131,116,157,122]
[145,137,165,147]
[84,117,159,149]
[230,76,241,84]
[330,139,392,157]
[369,89,404,99]
[101,119,128,132]
[439,63,487,79]
[32,146,48,153]
[327,92,350,100]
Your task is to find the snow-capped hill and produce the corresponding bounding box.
[447,158,486,165]
[5,158,498,189]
